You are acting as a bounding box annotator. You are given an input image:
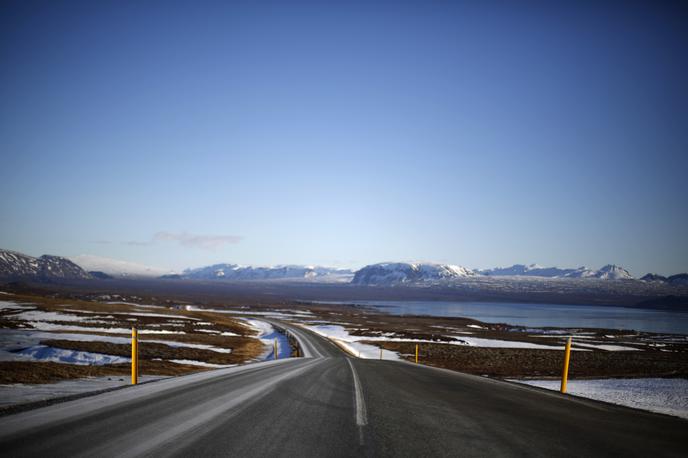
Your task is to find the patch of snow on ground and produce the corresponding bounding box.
[66,310,199,320]
[242,318,273,337]
[513,378,688,419]
[20,322,185,334]
[0,301,35,311]
[8,310,107,323]
[168,359,236,368]
[455,336,573,350]
[0,330,231,359]
[302,324,571,353]
[22,323,134,333]
[572,342,641,351]
[303,325,399,360]
[241,319,291,359]
[103,301,164,308]
[12,345,130,365]
[145,339,231,354]
[133,330,186,335]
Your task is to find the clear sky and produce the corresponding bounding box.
[1,1,687,275]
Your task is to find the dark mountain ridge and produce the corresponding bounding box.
[0,249,91,281]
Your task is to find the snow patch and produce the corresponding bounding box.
[240,319,291,360]
[8,310,107,323]
[572,342,641,351]
[0,301,35,311]
[302,325,400,360]
[512,378,688,419]
[12,345,129,365]
[168,359,236,368]
[66,310,200,320]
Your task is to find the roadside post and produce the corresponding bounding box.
[415,344,419,364]
[131,327,138,385]
[560,337,572,393]
[274,338,278,360]
[380,347,382,360]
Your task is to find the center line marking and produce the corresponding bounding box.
[347,358,368,427]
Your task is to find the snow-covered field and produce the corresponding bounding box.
[512,378,688,419]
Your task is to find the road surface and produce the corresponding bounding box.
[0,321,686,457]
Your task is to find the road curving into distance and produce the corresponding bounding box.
[0,320,686,457]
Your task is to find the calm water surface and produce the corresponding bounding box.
[341,301,688,334]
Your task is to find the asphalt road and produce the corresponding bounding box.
[1,322,686,457]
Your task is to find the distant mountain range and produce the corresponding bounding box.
[478,263,633,280]
[1,248,687,288]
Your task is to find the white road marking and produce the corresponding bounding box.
[347,358,368,427]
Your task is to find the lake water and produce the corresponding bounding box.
[342,301,688,335]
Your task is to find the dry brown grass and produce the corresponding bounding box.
[41,339,254,365]
[0,360,209,384]
[371,341,688,378]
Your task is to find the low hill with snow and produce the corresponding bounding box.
[352,262,475,285]
[593,265,634,280]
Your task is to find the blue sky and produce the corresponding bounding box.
[1,1,687,275]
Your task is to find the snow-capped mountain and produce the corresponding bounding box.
[0,249,91,280]
[480,264,633,280]
[180,264,353,281]
[352,262,475,285]
[592,264,633,280]
[69,255,172,278]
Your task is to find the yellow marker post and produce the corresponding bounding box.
[131,327,138,385]
[415,344,419,364]
[560,336,572,393]
[274,338,278,360]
